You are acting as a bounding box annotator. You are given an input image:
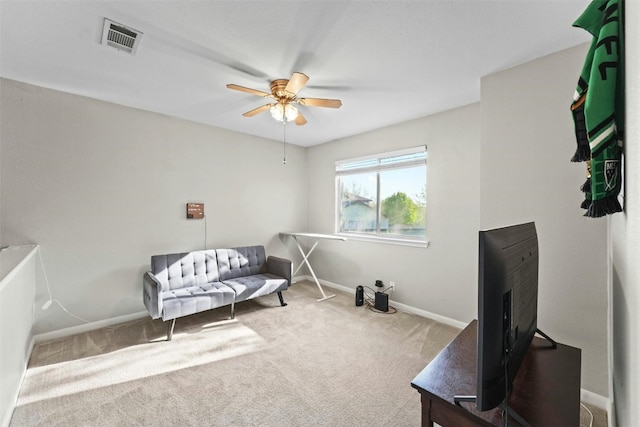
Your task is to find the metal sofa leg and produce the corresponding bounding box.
[277,291,287,307]
[230,301,235,319]
[167,318,176,341]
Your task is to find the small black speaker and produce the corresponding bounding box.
[355,285,364,306]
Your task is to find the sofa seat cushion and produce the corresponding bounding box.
[161,282,235,321]
[222,273,288,304]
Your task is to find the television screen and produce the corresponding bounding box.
[476,222,539,412]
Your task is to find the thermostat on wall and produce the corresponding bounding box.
[186,203,204,219]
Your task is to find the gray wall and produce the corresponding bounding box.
[610,2,640,426]
[480,44,608,397]
[0,78,308,334]
[306,103,481,326]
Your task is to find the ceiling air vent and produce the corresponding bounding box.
[101,18,142,55]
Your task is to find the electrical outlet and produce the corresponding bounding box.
[390,281,396,292]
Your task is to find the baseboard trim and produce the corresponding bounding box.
[581,388,611,413]
[294,275,611,414]
[294,275,468,330]
[33,311,149,343]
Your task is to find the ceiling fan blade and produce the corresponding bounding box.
[227,84,273,98]
[284,72,309,96]
[294,111,307,126]
[243,104,274,117]
[298,98,342,108]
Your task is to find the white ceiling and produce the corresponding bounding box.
[0,0,590,147]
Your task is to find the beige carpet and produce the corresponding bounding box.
[11,282,606,426]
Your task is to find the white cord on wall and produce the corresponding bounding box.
[38,247,90,323]
[203,213,208,249]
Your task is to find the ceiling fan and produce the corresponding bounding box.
[226,72,342,126]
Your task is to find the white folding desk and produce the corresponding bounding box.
[280,232,347,302]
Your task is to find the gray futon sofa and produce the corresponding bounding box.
[143,245,291,340]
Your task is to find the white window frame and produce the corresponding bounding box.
[335,145,428,247]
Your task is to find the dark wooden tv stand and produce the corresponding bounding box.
[411,320,581,427]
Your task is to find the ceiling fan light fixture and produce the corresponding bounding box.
[270,103,283,121]
[270,103,298,122]
[285,104,298,122]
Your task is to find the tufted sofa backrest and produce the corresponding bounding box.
[217,246,266,281]
[151,250,220,291]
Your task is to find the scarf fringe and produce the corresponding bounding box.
[571,145,591,163]
[584,196,623,218]
[580,178,591,193]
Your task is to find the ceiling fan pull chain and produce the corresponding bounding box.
[282,120,287,165]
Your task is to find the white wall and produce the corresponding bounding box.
[0,78,308,334]
[305,103,481,324]
[480,44,608,397]
[609,2,640,426]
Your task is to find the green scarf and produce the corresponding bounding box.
[571,0,625,217]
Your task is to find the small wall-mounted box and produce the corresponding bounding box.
[186,203,204,219]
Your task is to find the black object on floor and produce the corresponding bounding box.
[355,285,364,306]
[374,292,389,312]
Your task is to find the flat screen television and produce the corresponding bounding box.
[455,222,556,426]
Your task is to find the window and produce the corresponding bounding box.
[335,146,427,244]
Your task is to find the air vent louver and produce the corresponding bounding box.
[101,18,142,55]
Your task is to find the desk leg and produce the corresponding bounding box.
[421,395,434,427]
[292,238,336,302]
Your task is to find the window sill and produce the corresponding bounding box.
[336,233,430,248]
